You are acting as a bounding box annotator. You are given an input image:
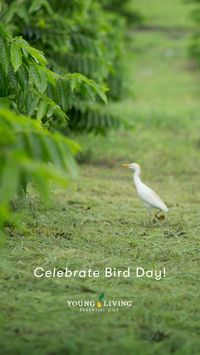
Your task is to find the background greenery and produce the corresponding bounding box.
[1,0,200,354]
[0,0,134,239]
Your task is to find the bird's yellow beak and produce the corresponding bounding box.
[122,164,130,168]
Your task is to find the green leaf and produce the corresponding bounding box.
[0,37,8,76]
[44,68,57,86]
[38,68,47,93]
[27,46,47,66]
[16,64,29,90]
[2,1,17,23]
[26,92,40,117]
[29,63,42,91]
[99,293,105,301]
[10,42,23,72]
[29,0,53,15]
[36,100,48,120]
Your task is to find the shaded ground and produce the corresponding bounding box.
[1,1,200,354]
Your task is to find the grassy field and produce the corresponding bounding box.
[1,1,200,354]
[133,0,197,28]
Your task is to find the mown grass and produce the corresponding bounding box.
[1,124,200,355]
[1,1,200,354]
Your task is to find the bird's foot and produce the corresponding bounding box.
[155,210,165,221]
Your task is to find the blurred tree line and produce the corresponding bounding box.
[0,0,140,239]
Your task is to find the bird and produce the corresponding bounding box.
[122,163,168,222]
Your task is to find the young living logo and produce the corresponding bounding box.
[66,293,133,312]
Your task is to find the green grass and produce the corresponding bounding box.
[109,30,200,129]
[133,0,197,28]
[1,1,200,354]
[1,126,200,354]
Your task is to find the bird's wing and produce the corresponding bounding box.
[137,182,168,211]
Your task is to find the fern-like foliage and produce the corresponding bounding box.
[0,1,136,239]
[67,102,122,134]
[0,108,80,238]
[0,25,107,132]
[0,0,123,91]
[0,0,130,132]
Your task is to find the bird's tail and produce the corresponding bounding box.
[162,204,169,212]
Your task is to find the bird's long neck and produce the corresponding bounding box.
[133,170,141,187]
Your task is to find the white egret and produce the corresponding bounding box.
[122,163,168,221]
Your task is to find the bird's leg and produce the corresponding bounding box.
[155,209,161,218]
[143,208,152,227]
[147,208,152,226]
[155,209,163,221]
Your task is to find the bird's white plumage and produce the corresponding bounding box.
[134,178,168,212]
[123,162,168,213]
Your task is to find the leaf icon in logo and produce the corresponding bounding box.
[99,292,104,301]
